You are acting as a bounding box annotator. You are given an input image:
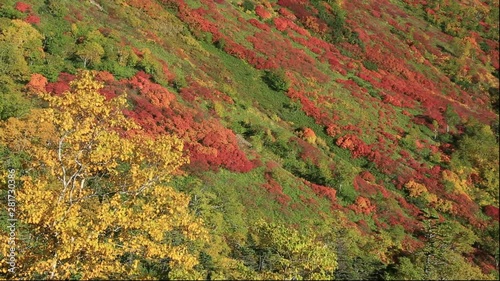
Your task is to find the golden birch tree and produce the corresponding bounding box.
[0,71,206,279]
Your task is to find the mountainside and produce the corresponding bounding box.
[0,0,499,279]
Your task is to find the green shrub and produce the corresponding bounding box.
[172,75,187,91]
[214,38,225,50]
[98,60,136,80]
[479,41,490,52]
[0,76,30,120]
[41,0,69,17]
[0,6,24,19]
[362,60,378,71]
[201,32,213,44]
[337,184,358,205]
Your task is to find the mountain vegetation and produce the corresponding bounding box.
[0,0,498,279]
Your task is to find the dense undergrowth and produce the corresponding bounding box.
[0,0,498,279]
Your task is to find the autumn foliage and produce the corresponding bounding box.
[0,0,498,278]
[121,72,254,173]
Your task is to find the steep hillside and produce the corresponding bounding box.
[0,0,498,279]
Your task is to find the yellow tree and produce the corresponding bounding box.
[0,71,206,279]
[250,220,337,280]
[0,19,44,119]
[0,19,45,80]
[404,180,428,198]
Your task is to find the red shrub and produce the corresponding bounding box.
[94,71,117,99]
[302,127,316,139]
[25,14,40,25]
[399,150,410,158]
[45,73,75,95]
[301,16,328,34]
[95,71,115,83]
[446,192,480,224]
[185,126,255,173]
[278,7,297,20]
[335,135,371,158]
[352,196,376,215]
[248,19,270,32]
[326,123,341,137]
[402,234,425,253]
[181,81,232,104]
[484,205,499,221]
[223,41,249,59]
[255,5,272,20]
[287,89,326,123]
[177,2,220,35]
[290,24,310,36]
[360,171,376,183]
[26,73,48,94]
[277,0,312,19]
[274,17,289,31]
[128,72,175,109]
[310,47,322,54]
[306,181,337,204]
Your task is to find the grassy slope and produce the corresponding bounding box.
[1,0,499,278]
